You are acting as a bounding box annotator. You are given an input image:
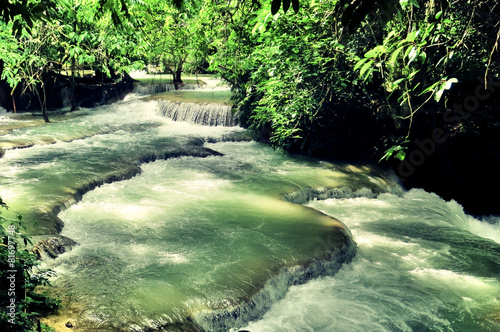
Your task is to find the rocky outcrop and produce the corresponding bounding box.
[32,236,78,259]
[0,71,136,112]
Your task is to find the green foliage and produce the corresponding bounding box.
[0,18,63,121]
[58,0,145,78]
[1,0,498,162]
[333,0,402,34]
[0,197,59,331]
[379,138,410,161]
[207,0,366,154]
[0,0,58,37]
[271,0,300,15]
[352,4,460,113]
[204,0,498,162]
[348,0,498,159]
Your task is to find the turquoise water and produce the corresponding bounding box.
[0,99,498,331]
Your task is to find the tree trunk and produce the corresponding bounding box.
[33,84,49,123]
[71,57,78,111]
[173,60,184,90]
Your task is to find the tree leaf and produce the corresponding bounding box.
[434,88,444,102]
[418,50,427,64]
[354,57,368,71]
[390,45,406,63]
[391,78,406,88]
[365,49,378,58]
[395,150,406,161]
[405,0,420,8]
[406,31,418,42]
[443,77,458,90]
[359,60,374,79]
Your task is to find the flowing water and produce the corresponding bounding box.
[243,191,500,332]
[0,89,499,332]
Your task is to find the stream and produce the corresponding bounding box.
[0,85,499,331]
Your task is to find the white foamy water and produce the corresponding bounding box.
[242,190,500,332]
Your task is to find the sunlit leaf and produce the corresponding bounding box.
[390,45,406,63]
[395,150,406,161]
[354,57,368,71]
[434,88,444,102]
[360,60,374,79]
[406,31,418,42]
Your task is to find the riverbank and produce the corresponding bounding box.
[247,99,500,216]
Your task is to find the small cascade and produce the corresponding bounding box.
[195,235,356,331]
[156,100,239,127]
[132,83,198,95]
[283,187,378,205]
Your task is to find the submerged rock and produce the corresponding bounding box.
[32,235,78,259]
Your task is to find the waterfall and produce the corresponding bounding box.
[156,100,239,127]
[132,83,198,95]
[195,235,357,331]
[240,189,500,332]
[3,95,498,332]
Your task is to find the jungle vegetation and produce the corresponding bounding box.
[0,0,499,326]
[0,197,59,331]
[0,0,498,156]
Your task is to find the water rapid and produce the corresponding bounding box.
[242,191,500,332]
[1,90,499,331]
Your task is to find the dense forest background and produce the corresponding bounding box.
[1,0,499,214]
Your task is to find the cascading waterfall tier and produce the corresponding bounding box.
[156,99,239,127]
[2,89,497,332]
[132,82,198,95]
[195,230,357,332]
